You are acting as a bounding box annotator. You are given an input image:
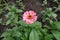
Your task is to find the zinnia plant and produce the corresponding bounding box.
[0,0,60,40]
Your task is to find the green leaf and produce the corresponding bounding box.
[19,20,28,27]
[12,27,22,37]
[43,0,47,4]
[47,12,57,18]
[29,29,39,40]
[6,20,11,25]
[0,9,3,14]
[54,22,60,30]
[0,18,2,24]
[13,31,21,37]
[1,29,13,37]
[51,13,57,18]
[29,21,42,29]
[54,0,58,2]
[45,34,53,40]
[2,37,14,40]
[51,30,60,40]
[16,9,23,13]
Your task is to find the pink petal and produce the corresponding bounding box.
[22,15,26,20]
[33,16,37,21]
[26,19,34,24]
[23,11,29,17]
[29,10,36,16]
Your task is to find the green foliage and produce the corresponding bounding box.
[1,27,22,40]
[51,22,60,40]
[5,5,23,26]
[42,8,57,22]
[1,21,42,40]
[0,0,24,26]
[1,20,55,40]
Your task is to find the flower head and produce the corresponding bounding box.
[23,10,37,24]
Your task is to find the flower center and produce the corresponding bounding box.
[28,14,32,19]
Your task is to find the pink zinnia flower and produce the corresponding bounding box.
[23,10,37,24]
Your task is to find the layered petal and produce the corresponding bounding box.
[22,10,37,24]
